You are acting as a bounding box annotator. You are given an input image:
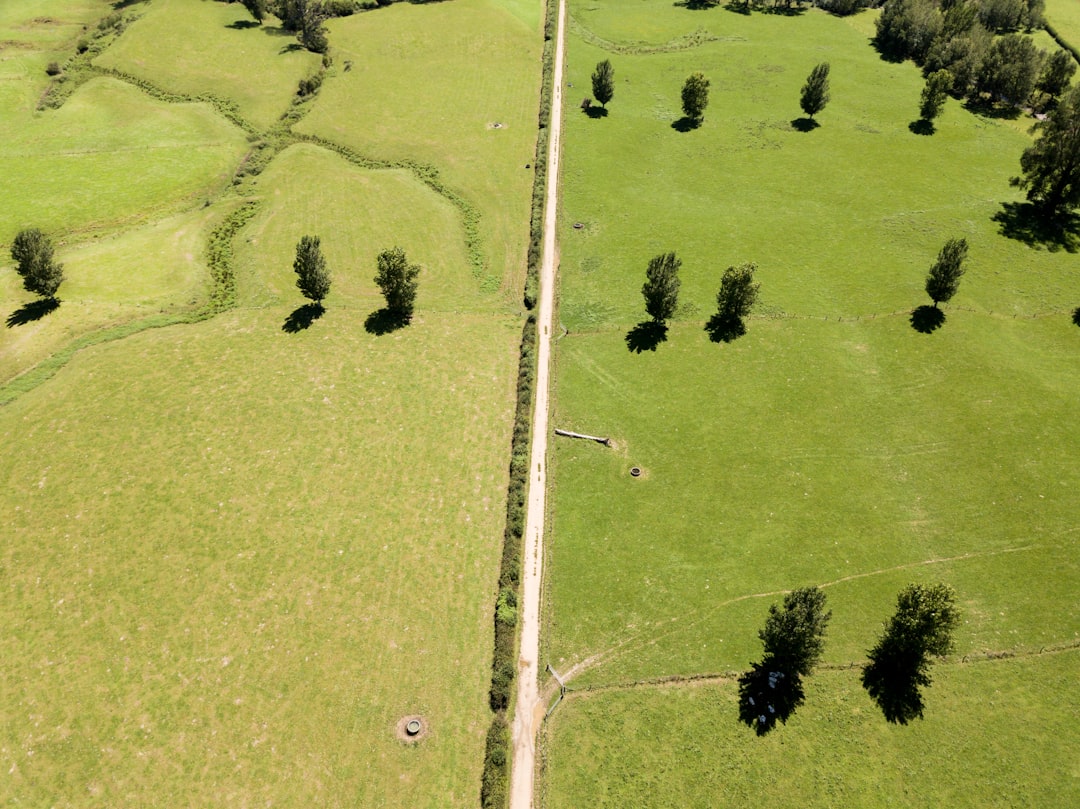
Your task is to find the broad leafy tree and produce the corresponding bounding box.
[800,63,831,119]
[925,237,968,307]
[923,22,991,96]
[1036,49,1077,103]
[591,59,614,109]
[862,583,960,724]
[738,587,830,735]
[681,72,710,122]
[375,246,421,319]
[919,69,952,122]
[1014,85,1080,214]
[974,33,1043,104]
[874,0,943,64]
[10,228,64,299]
[293,234,331,305]
[642,252,681,323]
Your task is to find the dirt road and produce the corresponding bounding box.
[508,0,567,807]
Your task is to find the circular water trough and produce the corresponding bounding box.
[630,466,642,477]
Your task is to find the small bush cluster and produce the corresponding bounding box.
[205,201,261,312]
[480,716,510,809]
[297,71,324,97]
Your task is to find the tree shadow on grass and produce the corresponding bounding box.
[737,660,806,736]
[364,308,410,335]
[261,25,295,37]
[675,0,721,8]
[963,97,1021,120]
[671,116,702,132]
[705,313,746,342]
[227,20,261,30]
[6,298,59,328]
[763,3,807,15]
[625,320,668,353]
[908,119,935,135]
[282,302,324,333]
[791,117,819,132]
[992,202,1080,253]
[279,43,305,54]
[861,655,927,725]
[1073,307,1080,327]
[584,106,609,119]
[722,1,753,14]
[910,305,945,333]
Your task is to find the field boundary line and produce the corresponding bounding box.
[558,544,1040,685]
[556,640,1080,700]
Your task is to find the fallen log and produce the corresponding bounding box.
[554,428,611,447]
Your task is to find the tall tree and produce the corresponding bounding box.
[10,228,64,299]
[591,59,615,109]
[641,252,681,323]
[1014,85,1080,214]
[738,587,830,735]
[293,234,331,305]
[920,69,952,121]
[800,63,832,120]
[681,72,710,122]
[862,583,960,724]
[758,587,832,678]
[925,237,968,307]
[716,262,759,319]
[375,246,421,319]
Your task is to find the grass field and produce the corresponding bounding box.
[542,651,1080,808]
[1045,0,1080,53]
[542,2,1080,805]
[296,0,543,296]
[95,0,322,130]
[1,0,538,805]
[234,143,478,313]
[0,307,520,807]
[0,76,246,243]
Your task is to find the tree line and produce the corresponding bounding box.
[291,235,420,328]
[738,583,961,734]
[633,236,970,346]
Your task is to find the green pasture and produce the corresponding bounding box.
[296,0,543,296]
[543,651,1080,808]
[0,76,247,243]
[1046,0,1080,54]
[0,307,519,807]
[235,143,479,313]
[95,0,323,130]
[0,204,229,386]
[543,3,1080,804]
[547,318,1080,684]
[1,0,536,805]
[557,7,1077,331]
